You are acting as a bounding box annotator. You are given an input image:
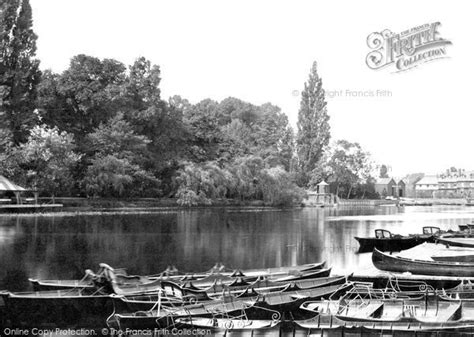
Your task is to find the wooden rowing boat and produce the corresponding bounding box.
[349,273,467,291]
[297,297,474,335]
[432,254,474,263]
[175,316,279,331]
[104,266,331,297]
[355,227,439,253]
[108,282,352,329]
[0,289,113,329]
[431,248,474,263]
[27,261,326,294]
[372,248,474,277]
[437,233,474,248]
[110,275,348,312]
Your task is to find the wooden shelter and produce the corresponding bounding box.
[0,175,28,204]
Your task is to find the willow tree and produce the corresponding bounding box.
[296,61,330,186]
[0,0,41,144]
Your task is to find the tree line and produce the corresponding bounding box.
[0,0,378,206]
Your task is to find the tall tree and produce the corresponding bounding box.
[296,61,330,186]
[37,55,126,142]
[0,0,41,144]
[379,164,389,178]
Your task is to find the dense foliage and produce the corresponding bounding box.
[0,0,378,206]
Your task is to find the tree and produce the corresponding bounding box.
[37,55,126,141]
[174,161,230,206]
[379,164,389,178]
[313,140,373,198]
[296,61,330,186]
[18,125,82,200]
[259,166,306,206]
[87,112,150,162]
[120,58,188,178]
[83,112,160,197]
[83,155,160,198]
[182,98,222,162]
[0,0,41,144]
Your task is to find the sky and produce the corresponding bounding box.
[29,0,473,177]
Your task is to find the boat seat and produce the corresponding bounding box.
[416,302,462,323]
[343,302,384,319]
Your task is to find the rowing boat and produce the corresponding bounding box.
[27,260,327,294]
[0,289,113,329]
[372,248,474,277]
[297,296,474,335]
[355,226,439,253]
[437,233,474,248]
[110,275,348,312]
[108,282,352,329]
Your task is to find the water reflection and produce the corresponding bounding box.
[1,206,474,291]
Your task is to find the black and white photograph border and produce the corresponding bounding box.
[1,0,474,336]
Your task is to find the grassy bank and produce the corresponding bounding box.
[42,197,275,211]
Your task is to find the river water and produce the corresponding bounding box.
[1,205,473,291]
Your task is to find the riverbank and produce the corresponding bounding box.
[3,196,471,214]
[41,197,276,211]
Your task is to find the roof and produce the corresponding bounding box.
[317,181,329,186]
[0,176,26,192]
[375,178,395,185]
[415,176,439,185]
[392,177,406,184]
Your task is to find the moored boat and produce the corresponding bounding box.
[437,233,474,248]
[459,223,474,231]
[349,272,468,291]
[355,226,439,253]
[175,316,280,333]
[431,252,474,263]
[297,296,474,335]
[0,289,113,329]
[110,275,348,312]
[108,282,352,329]
[372,248,474,277]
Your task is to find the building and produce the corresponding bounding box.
[397,179,406,197]
[374,178,397,198]
[415,176,439,198]
[438,170,474,198]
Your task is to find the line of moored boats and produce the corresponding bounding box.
[3,252,474,336]
[3,224,474,335]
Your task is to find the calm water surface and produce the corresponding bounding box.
[1,205,474,291]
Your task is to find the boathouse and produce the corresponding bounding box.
[397,179,406,197]
[415,175,439,198]
[374,178,397,198]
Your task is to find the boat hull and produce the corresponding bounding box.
[431,254,474,263]
[0,291,113,329]
[437,236,474,248]
[355,235,432,253]
[372,248,474,277]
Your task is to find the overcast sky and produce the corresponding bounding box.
[29,0,473,176]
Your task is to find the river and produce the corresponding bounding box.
[1,205,473,291]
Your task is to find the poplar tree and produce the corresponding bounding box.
[0,0,41,144]
[296,61,330,186]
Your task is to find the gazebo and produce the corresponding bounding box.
[317,180,329,194]
[0,175,28,204]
